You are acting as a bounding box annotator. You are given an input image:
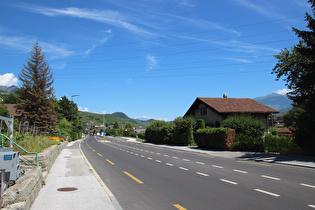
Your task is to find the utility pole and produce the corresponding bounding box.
[71,94,80,141]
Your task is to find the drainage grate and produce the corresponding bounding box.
[57,187,78,192]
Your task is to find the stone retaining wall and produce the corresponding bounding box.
[1,142,64,210]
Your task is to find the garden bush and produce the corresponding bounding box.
[171,117,195,145]
[264,133,301,154]
[145,121,174,144]
[222,114,266,138]
[230,133,264,152]
[195,128,233,150]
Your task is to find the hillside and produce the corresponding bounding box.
[79,111,151,127]
[254,93,292,114]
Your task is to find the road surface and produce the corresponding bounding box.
[81,136,315,210]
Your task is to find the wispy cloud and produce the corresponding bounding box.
[0,35,74,59]
[235,0,284,19]
[0,73,18,86]
[146,55,157,71]
[21,5,155,36]
[85,30,113,55]
[178,0,196,8]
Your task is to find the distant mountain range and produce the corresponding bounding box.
[0,85,18,93]
[253,93,292,114]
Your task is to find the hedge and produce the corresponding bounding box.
[195,128,235,150]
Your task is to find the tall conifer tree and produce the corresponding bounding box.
[17,42,56,133]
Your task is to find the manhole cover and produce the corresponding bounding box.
[57,187,78,192]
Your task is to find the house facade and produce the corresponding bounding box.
[184,96,279,129]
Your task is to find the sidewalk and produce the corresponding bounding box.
[124,137,315,169]
[31,138,117,210]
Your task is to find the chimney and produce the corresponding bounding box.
[223,93,228,98]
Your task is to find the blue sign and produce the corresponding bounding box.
[4,155,13,160]
[103,128,106,132]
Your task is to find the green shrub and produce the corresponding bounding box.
[171,117,195,145]
[137,132,145,139]
[222,114,266,138]
[195,119,205,130]
[264,133,301,154]
[145,121,174,143]
[230,133,264,152]
[195,128,231,150]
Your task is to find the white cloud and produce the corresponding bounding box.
[79,107,89,112]
[22,5,154,36]
[273,88,290,95]
[146,55,157,71]
[0,73,18,86]
[135,115,169,122]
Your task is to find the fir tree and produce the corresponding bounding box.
[17,42,56,133]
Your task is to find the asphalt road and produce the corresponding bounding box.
[81,136,315,210]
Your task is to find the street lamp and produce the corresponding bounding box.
[71,94,80,141]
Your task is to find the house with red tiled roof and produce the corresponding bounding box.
[1,104,21,118]
[184,95,279,129]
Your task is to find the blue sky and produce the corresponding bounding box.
[0,0,311,121]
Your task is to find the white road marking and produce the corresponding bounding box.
[140,155,145,158]
[233,169,248,174]
[196,172,209,177]
[212,165,223,169]
[308,205,315,208]
[166,163,174,166]
[254,189,280,197]
[135,153,139,156]
[150,151,154,153]
[164,154,169,157]
[261,175,281,181]
[220,179,238,185]
[155,160,162,163]
[156,153,161,155]
[196,161,205,165]
[179,167,189,171]
[147,157,153,160]
[300,183,315,189]
[183,159,190,161]
[173,156,179,159]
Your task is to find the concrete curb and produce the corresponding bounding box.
[2,142,64,210]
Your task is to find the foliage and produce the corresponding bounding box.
[14,133,60,154]
[230,133,264,152]
[282,106,304,129]
[137,132,145,139]
[195,119,205,130]
[0,105,10,117]
[272,0,315,154]
[145,121,174,144]
[113,121,120,129]
[16,42,56,134]
[222,114,266,138]
[195,128,231,150]
[2,92,19,104]
[55,96,82,141]
[171,117,195,145]
[264,133,301,154]
[56,117,71,138]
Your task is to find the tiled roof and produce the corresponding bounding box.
[198,97,279,114]
[1,104,21,117]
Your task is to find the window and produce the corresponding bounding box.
[200,107,207,115]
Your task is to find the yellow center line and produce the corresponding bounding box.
[237,160,271,167]
[197,154,214,158]
[173,204,187,210]
[124,171,143,184]
[106,159,115,165]
[92,149,95,152]
[97,153,102,157]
